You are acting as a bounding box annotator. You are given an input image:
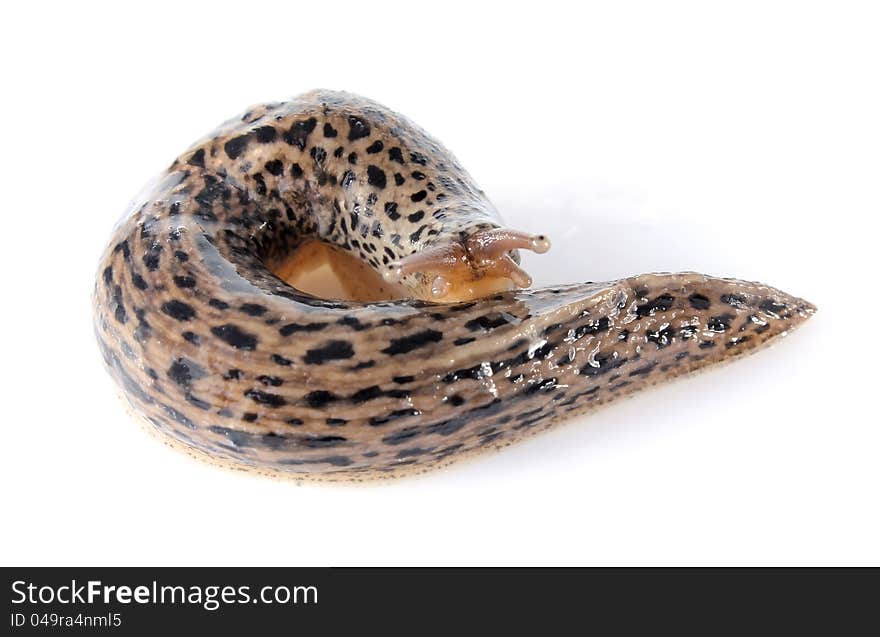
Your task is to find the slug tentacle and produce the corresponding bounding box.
[93,90,815,480]
[382,227,547,300]
[466,228,551,261]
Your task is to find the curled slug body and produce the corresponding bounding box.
[93,90,815,480]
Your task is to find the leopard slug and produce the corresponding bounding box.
[93,90,815,480]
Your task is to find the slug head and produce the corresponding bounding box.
[383,228,551,303]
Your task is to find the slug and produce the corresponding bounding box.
[93,90,815,480]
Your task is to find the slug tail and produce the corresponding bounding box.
[413,271,815,472]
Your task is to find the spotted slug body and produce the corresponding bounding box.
[93,90,815,480]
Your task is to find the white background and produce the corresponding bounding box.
[2,1,877,566]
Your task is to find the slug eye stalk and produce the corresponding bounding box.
[383,227,552,302]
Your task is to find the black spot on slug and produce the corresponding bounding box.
[302,435,347,449]
[224,134,250,159]
[255,126,277,143]
[211,324,258,350]
[367,165,386,189]
[283,117,317,150]
[279,322,327,336]
[310,146,327,165]
[707,314,734,333]
[264,159,283,176]
[689,293,711,310]
[384,202,400,220]
[347,115,370,140]
[381,329,443,355]
[304,340,355,364]
[465,314,512,332]
[759,299,787,318]
[173,275,196,289]
[244,388,286,407]
[382,427,421,445]
[637,293,675,317]
[304,390,337,408]
[187,148,205,167]
[239,303,267,317]
[208,298,229,310]
[388,147,404,163]
[721,294,749,309]
[271,354,292,366]
[161,300,196,322]
[349,386,382,403]
[132,273,148,290]
[646,325,675,348]
[167,357,204,388]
